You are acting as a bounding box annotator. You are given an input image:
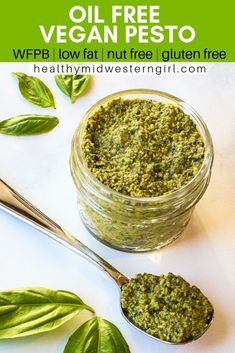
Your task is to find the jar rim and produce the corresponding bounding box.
[71,88,214,203]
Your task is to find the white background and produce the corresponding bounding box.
[0,63,234,353]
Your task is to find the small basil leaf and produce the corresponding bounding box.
[13,72,55,108]
[64,317,131,353]
[55,75,90,103]
[0,115,59,135]
[0,287,94,339]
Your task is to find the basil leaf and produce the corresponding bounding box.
[13,72,55,108]
[64,317,131,353]
[0,287,94,339]
[0,115,59,135]
[55,75,90,103]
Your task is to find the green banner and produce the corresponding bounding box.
[1,0,234,62]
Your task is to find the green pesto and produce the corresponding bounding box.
[121,273,214,343]
[82,98,205,198]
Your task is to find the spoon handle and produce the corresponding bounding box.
[0,178,128,287]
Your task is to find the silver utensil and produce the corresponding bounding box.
[0,178,213,344]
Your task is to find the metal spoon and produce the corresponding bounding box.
[0,178,213,345]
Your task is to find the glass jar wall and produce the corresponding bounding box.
[70,89,213,252]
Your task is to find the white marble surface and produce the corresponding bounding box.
[0,63,234,353]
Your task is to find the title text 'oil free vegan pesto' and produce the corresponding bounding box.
[70,90,213,252]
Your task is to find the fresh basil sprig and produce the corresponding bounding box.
[55,75,90,103]
[0,115,59,135]
[0,287,94,339]
[64,317,131,353]
[13,72,55,108]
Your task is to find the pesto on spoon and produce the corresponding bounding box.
[121,272,213,344]
[0,179,214,345]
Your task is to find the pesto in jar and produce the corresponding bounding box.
[70,94,212,251]
[82,98,205,197]
[121,273,214,343]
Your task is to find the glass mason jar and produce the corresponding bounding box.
[70,89,214,252]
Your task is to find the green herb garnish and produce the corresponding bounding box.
[64,317,131,353]
[13,72,55,108]
[55,75,90,103]
[0,115,59,135]
[0,287,94,339]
